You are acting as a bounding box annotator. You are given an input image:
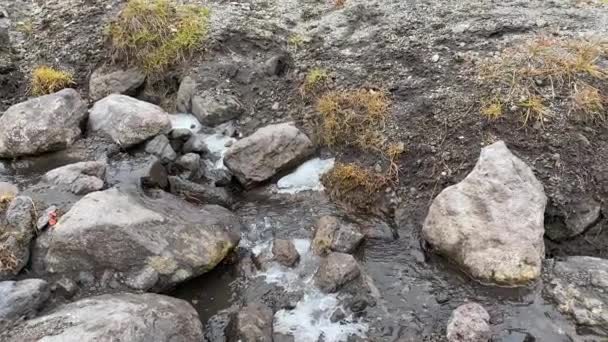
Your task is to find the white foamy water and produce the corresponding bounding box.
[202,133,237,170]
[169,113,202,132]
[277,158,335,194]
[255,239,368,342]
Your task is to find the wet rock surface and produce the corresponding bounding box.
[272,239,300,267]
[0,292,204,342]
[315,252,361,293]
[0,89,87,158]
[423,141,546,286]
[0,278,49,324]
[231,303,274,342]
[224,122,314,188]
[312,215,363,255]
[41,160,106,195]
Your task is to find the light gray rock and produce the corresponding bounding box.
[168,176,234,208]
[176,153,201,173]
[183,133,209,154]
[191,90,244,126]
[233,303,273,342]
[224,122,314,188]
[88,94,171,148]
[41,161,106,195]
[312,216,364,255]
[314,252,360,293]
[446,303,491,342]
[176,76,196,113]
[145,135,177,163]
[545,256,608,336]
[89,67,146,101]
[0,196,35,280]
[0,292,204,342]
[422,141,546,286]
[0,89,87,158]
[33,188,241,291]
[0,182,18,198]
[0,279,49,323]
[272,239,300,267]
[202,159,233,186]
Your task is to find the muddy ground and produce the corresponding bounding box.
[1,0,608,340]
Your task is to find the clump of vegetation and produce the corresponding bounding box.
[334,0,347,8]
[288,34,305,49]
[316,88,391,152]
[30,66,74,96]
[0,232,19,275]
[322,162,390,212]
[108,0,210,74]
[480,37,608,124]
[301,67,329,96]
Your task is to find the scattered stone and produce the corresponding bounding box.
[265,53,289,76]
[224,122,314,188]
[331,308,346,322]
[88,66,146,101]
[192,90,244,126]
[272,239,300,267]
[232,303,274,342]
[33,188,241,291]
[0,279,49,323]
[53,277,78,298]
[202,159,233,186]
[312,216,363,255]
[545,198,602,241]
[314,252,361,293]
[176,76,196,113]
[0,293,204,341]
[168,176,234,208]
[41,161,106,195]
[422,141,546,286]
[88,94,171,148]
[183,134,209,154]
[446,303,491,342]
[0,89,87,158]
[145,135,177,163]
[0,196,35,280]
[545,256,608,335]
[431,54,440,62]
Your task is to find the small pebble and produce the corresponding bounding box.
[431,54,440,62]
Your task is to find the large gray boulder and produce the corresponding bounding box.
[33,187,241,291]
[224,122,314,188]
[89,67,146,101]
[0,89,87,158]
[422,141,546,286]
[88,94,171,148]
[446,303,491,342]
[0,292,204,342]
[0,196,35,280]
[41,160,106,195]
[0,279,49,324]
[545,256,608,336]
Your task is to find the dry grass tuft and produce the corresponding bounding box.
[322,162,390,212]
[301,68,329,96]
[480,99,504,120]
[288,34,305,50]
[316,88,391,152]
[480,37,608,124]
[334,0,347,8]
[108,0,210,74]
[30,66,74,96]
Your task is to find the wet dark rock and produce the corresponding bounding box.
[33,188,241,291]
[355,216,397,241]
[272,239,300,267]
[265,53,289,76]
[493,330,536,342]
[145,135,177,163]
[423,141,546,286]
[168,176,234,208]
[224,122,314,188]
[177,76,197,113]
[176,153,201,175]
[232,303,274,342]
[314,252,361,293]
[88,66,146,101]
[446,303,491,342]
[312,216,364,255]
[331,308,346,322]
[170,128,193,141]
[53,277,78,298]
[41,160,106,195]
[203,160,233,186]
[0,293,204,341]
[274,333,295,342]
[183,134,209,154]
[0,196,35,280]
[544,256,608,336]
[0,89,87,158]
[205,307,235,342]
[88,94,171,148]
[545,198,602,241]
[0,12,8,49]
[106,154,168,189]
[0,278,49,324]
[192,89,244,127]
